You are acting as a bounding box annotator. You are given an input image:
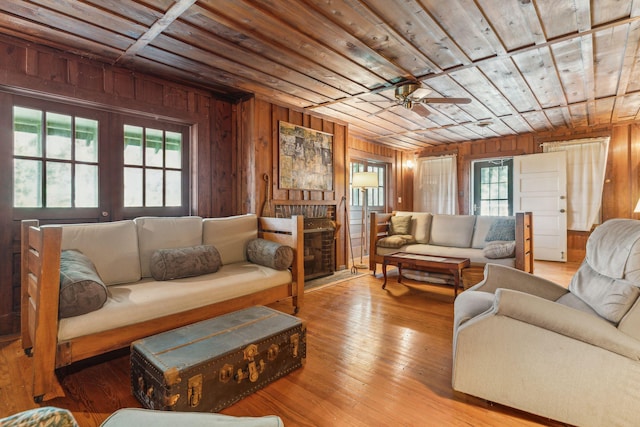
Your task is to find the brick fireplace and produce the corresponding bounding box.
[274,204,336,281]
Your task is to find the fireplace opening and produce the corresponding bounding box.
[275,205,336,281]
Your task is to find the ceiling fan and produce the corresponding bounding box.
[371,82,472,118]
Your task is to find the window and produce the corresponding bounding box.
[472,158,513,216]
[13,106,99,208]
[123,125,183,208]
[11,97,191,221]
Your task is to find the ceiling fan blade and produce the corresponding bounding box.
[412,87,431,99]
[412,103,431,117]
[421,97,472,104]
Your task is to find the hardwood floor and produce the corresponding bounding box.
[0,262,577,426]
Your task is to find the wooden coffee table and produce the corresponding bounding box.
[382,252,470,297]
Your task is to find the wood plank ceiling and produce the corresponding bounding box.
[1,0,640,150]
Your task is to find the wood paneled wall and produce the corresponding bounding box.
[410,124,640,261]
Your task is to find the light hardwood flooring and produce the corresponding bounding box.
[0,261,578,426]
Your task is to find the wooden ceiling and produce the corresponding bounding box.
[2,0,640,150]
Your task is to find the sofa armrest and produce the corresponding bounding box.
[369,212,394,273]
[20,220,64,401]
[488,288,640,360]
[471,263,568,301]
[515,212,534,273]
[258,215,304,313]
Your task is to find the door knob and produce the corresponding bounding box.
[560,209,566,213]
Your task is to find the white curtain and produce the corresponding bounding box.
[543,137,609,231]
[414,154,458,214]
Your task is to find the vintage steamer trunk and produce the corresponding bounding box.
[130,306,306,412]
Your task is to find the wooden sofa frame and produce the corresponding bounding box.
[20,216,304,402]
[369,212,534,284]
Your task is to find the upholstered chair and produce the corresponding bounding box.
[452,218,640,427]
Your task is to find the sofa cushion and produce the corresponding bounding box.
[135,216,203,278]
[483,241,516,259]
[202,214,258,265]
[59,250,108,318]
[485,217,516,242]
[395,212,432,243]
[150,245,222,281]
[389,215,412,235]
[430,215,476,248]
[59,220,140,285]
[586,218,640,281]
[569,260,640,323]
[377,235,417,249]
[246,238,293,270]
[58,262,292,341]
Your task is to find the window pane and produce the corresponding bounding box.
[124,167,143,207]
[75,164,98,207]
[13,107,42,157]
[46,162,71,207]
[166,170,181,206]
[13,159,42,207]
[145,169,163,206]
[124,125,143,165]
[46,113,72,160]
[75,117,98,162]
[165,131,182,169]
[145,128,164,167]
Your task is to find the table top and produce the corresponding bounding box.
[384,252,470,267]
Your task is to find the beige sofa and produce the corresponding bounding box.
[452,218,640,426]
[369,211,533,287]
[20,214,303,402]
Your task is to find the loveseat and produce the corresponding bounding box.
[20,214,304,403]
[369,211,533,287]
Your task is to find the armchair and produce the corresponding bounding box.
[452,218,640,427]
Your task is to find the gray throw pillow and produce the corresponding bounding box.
[485,218,516,242]
[59,250,108,318]
[246,238,294,270]
[483,240,516,259]
[150,245,222,280]
[389,215,412,235]
[376,235,417,249]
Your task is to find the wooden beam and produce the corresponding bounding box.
[116,0,197,64]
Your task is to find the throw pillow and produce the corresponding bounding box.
[376,235,417,249]
[485,218,516,242]
[59,250,108,318]
[246,238,294,270]
[389,215,412,235]
[483,240,516,259]
[150,245,222,281]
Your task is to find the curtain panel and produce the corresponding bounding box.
[543,137,609,231]
[414,154,458,214]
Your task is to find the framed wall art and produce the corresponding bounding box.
[278,121,333,191]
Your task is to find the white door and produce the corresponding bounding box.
[513,152,568,262]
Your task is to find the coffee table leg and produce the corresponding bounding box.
[398,263,403,284]
[453,267,461,297]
